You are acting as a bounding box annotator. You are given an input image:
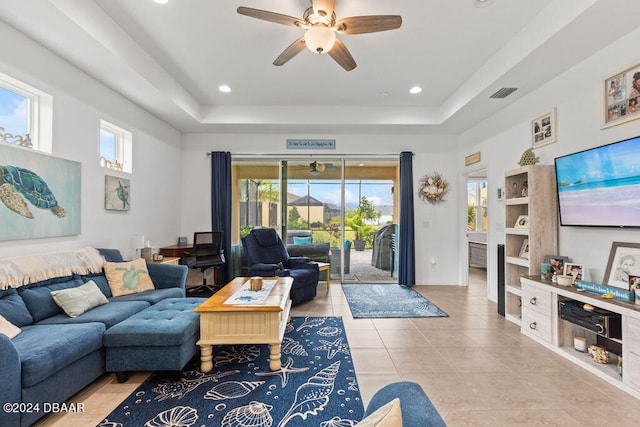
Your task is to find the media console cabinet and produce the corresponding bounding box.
[520,276,640,399]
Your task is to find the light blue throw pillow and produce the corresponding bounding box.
[293,236,312,244]
[51,280,109,318]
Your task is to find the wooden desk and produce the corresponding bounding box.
[159,244,193,260]
[194,276,293,372]
[148,257,180,265]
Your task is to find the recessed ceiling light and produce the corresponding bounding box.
[218,85,231,93]
[409,86,422,94]
[153,0,169,4]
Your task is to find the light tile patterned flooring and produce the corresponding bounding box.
[37,270,640,426]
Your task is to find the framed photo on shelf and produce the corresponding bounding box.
[519,239,530,259]
[603,60,640,128]
[544,255,569,277]
[532,109,556,148]
[603,241,640,290]
[563,262,584,283]
[514,215,529,229]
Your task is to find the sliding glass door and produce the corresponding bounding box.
[231,156,399,284]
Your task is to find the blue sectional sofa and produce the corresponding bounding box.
[0,249,188,427]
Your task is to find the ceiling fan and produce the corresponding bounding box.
[237,0,402,71]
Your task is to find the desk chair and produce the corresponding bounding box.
[182,231,225,294]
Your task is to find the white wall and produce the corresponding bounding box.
[460,26,640,302]
[180,133,462,285]
[0,21,183,258]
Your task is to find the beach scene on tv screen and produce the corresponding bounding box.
[556,137,640,226]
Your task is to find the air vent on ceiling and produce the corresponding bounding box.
[490,87,518,99]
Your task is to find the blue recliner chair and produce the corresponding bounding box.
[241,228,319,305]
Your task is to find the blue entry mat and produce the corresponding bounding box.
[342,284,449,318]
[98,317,363,427]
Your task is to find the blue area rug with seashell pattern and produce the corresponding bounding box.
[342,284,448,318]
[98,316,363,427]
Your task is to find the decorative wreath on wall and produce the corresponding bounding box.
[418,173,448,203]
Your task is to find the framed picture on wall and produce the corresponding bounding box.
[105,175,130,211]
[603,59,640,128]
[603,242,640,289]
[531,109,557,148]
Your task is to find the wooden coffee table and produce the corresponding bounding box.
[194,276,292,372]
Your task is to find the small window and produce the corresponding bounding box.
[100,120,132,173]
[0,71,53,152]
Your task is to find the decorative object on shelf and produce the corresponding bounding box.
[519,238,530,259]
[0,128,32,148]
[418,172,448,203]
[531,108,557,148]
[556,275,572,286]
[603,241,640,290]
[563,262,584,284]
[618,356,623,377]
[514,214,529,229]
[544,255,569,277]
[517,148,539,166]
[575,280,634,302]
[178,236,187,245]
[511,182,518,196]
[588,344,609,364]
[541,263,552,280]
[520,180,528,197]
[104,175,130,211]
[100,156,123,171]
[573,336,587,352]
[603,59,640,128]
[0,144,80,241]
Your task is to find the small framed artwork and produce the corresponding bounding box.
[104,175,130,211]
[545,255,569,277]
[603,59,640,128]
[563,262,584,283]
[514,215,529,229]
[603,241,640,290]
[178,236,188,245]
[531,109,556,148]
[519,239,530,259]
[629,275,640,293]
[541,263,552,280]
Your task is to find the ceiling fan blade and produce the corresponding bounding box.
[328,38,356,71]
[273,36,306,66]
[335,15,402,34]
[237,6,304,27]
[312,0,335,18]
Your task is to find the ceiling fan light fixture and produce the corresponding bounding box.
[304,26,336,54]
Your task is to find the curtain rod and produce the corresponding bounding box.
[205,152,411,157]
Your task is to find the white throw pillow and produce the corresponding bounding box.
[0,314,22,339]
[51,280,109,318]
[357,398,402,426]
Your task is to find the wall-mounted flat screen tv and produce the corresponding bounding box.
[554,135,640,227]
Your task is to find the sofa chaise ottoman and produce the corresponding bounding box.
[103,297,206,382]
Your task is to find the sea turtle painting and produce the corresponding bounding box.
[0,165,66,219]
[115,180,129,209]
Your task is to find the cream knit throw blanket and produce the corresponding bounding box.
[0,247,105,290]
